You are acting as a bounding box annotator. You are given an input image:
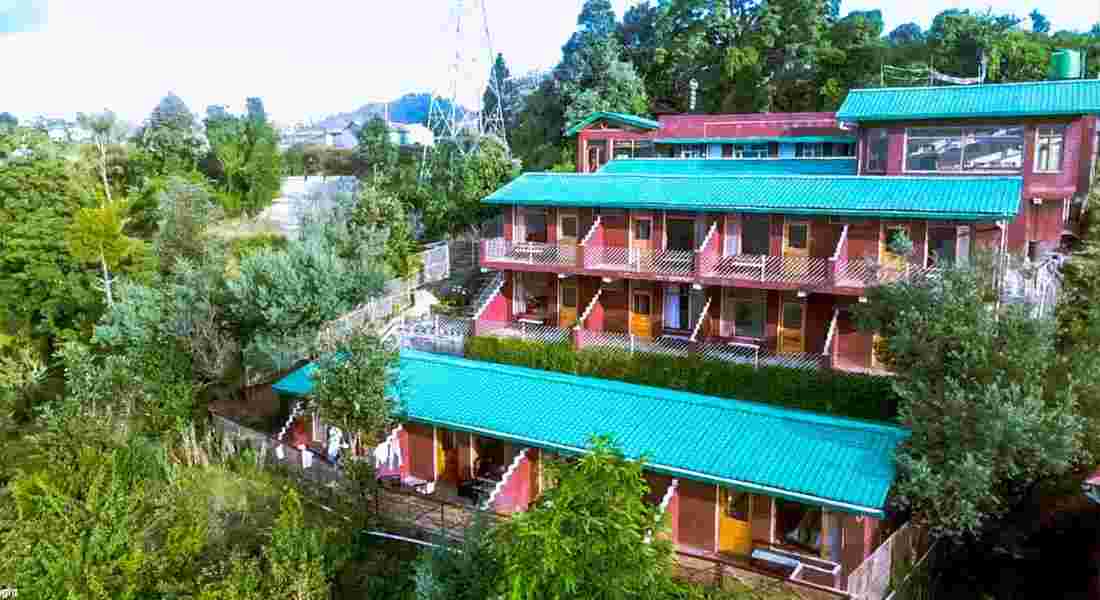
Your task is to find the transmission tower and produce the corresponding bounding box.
[425,0,509,160]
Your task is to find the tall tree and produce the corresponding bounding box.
[0,112,17,131]
[1029,9,1051,35]
[76,110,127,201]
[134,93,203,177]
[65,199,146,306]
[854,266,1084,539]
[354,117,399,178]
[482,53,518,135]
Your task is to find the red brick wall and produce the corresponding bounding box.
[406,423,435,481]
[677,480,717,553]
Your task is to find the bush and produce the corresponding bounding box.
[230,232,289,259]
[465,337,898,423]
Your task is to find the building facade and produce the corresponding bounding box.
[476,80,1100,374]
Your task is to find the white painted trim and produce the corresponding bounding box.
[407,417,887,517]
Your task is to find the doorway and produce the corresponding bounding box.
[741,215,770,256]
[630,290,653,339]
[559,211,579,264]
[778,301,805,354]
[631,215,654,270]
[718,488,753,556]
[559,278,578,329]
[666,218,695,252]
[926,226,957,268]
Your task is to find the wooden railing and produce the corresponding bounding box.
[689,296,712,343]
[482,237,579,267]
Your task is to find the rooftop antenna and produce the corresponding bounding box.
[423,0,508,167]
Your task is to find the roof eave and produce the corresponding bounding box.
[401,414,888,518]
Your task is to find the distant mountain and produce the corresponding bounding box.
[316,93,466,130]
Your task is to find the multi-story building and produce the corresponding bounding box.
[271,78,1100,596]
[476,79,1099,373]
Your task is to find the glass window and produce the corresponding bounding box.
[735,144,769,158]
[633,293,650,315]
[634,219,652,241]
[741,215,770,256]
[733,299,765,339]
[798,143,823,157]
[866,128,889,172]
[724,491,751,521]
[1035,126,1065,172]
[635,140,655,158]
[560,216,578,238]
[680,144,705,158]
[906,126,1023,172]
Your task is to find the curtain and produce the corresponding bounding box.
[663,285,680,330]
[512,273,526,316]
[724,214,740,256]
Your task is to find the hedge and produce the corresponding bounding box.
[464,336,899,424]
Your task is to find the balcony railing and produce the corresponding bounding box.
[482,237,939,292]
[482,238,579,268]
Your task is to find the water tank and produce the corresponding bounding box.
[1050,49,1083,80]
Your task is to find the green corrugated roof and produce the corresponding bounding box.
[653,136,855,144]
[483,173,1022,221]
[599,158,857,176]
[837,79,1100,121]
[564,111,661,137]
[273,350,908,515]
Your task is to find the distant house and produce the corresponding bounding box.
[388,122,434,148]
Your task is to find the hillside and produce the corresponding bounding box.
[316,92,465,129]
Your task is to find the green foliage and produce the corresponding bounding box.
[0,111,17,131]
[225,218,387,372]
[852,266,1084,539]
[202,99,283,218]
[414,512,501,600]
[496,436,677,600]
[465,336,897,422]
[133,93,204,177]
[263,488,332,600]
[1056,217,1100,459]
[154,177,222,273]
[66,198,150,305]
[352,178,422,278]
[355,117,399,178]
[310,332,400,441]
[230,232,289,259]
[0,128,104,343]
[418,138,517,238]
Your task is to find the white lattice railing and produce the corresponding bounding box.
[483,238,579,267]
[471,272,506,320]
[582,245,630,269]
[482,448,529,510]
[689,296,712,343]
[574,287,604,331]
[479,320,572,345]
[582,246,695,277]
[579,215,601,246]
[695,340,822,370]
[711,254,834,286]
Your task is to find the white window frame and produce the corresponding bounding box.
[1034,125,1066,173]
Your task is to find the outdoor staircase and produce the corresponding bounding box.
[481,448,529,511]
[468,271,505,319]
[277,400,304,442]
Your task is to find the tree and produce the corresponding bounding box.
[0,112,17,131]
[482,53,519,134]
[1056,217,1100,458]
[1029,9,1051,35]
[888,22,925,45]
[853,266,1084,539]
[264,489,331,600]
[495,436,677,599]
[153,177,221,273]
[66,198,146,306]
[310,332,399,444]
[354,117,398,178]
[203,99,283,217]
[134,93,203,177]
[420,137,516,239]
[352,178,421,278]
[76,110,127,201]
[414,513,501,600]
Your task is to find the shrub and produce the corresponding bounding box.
[465,336,898,423]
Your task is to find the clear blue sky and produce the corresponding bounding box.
[1,0,1095,124]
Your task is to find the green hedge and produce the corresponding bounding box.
[464,336,899,423]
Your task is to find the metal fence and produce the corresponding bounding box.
[848,523,931,600]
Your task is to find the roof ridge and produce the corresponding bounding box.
[521,171,1024,182]
[399,349,908,437]
[849,79,1100,94]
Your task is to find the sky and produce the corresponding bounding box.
[1,0,1097,125]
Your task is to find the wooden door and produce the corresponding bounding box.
[718,488,753,556]
[559,279,578,329]
[778,301,805,354]
[559,212,579,265]
[632,215,654,270]
[630,291,653,339]
[437,429,459,483]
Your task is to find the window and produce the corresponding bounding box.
[666,218,695,251]
[797,143,822,157]
[905,126,1023,172]
[680,144,705,158]
[724,491,751,521]
[525,210,547,242]
[560,215,578,238]
[634,219,652,241]
[1034,126,1065,172]
[741,215,770,255]
[733,297,766,339]
[613,140,656,159]
[633,293,651,315]
[587,139,608,171]
[866,128,889,172]
[776,499,822,552]
[787,222,809,250]
[735,144,770,158]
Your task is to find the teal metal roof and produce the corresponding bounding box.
[483,173,1022,221]
[653,136,855,145]
[837,79,1100,122]
[599,158,857,176]
[273,361,320,396]
[564,111,661,137]
[273,350,908,515]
